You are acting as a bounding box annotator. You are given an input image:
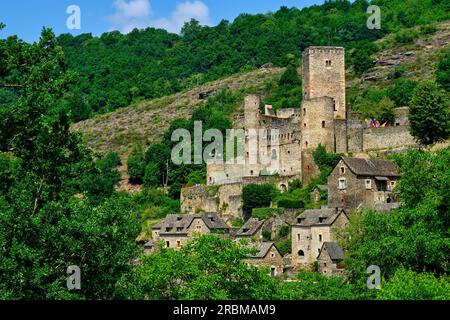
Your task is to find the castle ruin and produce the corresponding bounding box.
[181,46,416,218]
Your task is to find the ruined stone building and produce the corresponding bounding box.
[327,158,401,210]
[291,208,348,269]
[181,46,416,219]
[152,213,229,249]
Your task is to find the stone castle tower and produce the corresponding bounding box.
[302,47,346,120]
[300,47,346,182]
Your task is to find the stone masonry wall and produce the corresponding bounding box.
[362,126,417,151]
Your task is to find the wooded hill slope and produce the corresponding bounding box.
[72,20,450,157]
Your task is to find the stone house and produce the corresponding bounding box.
[152,213,229,249]
[312,184,328,206]
[291,207,348,268]
[245,242,284,277]
[235,218,264,241]
[328,158,401,211]
[317,242,345,277]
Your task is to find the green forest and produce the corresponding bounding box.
[0,0,449,300]
[2,0,449,120]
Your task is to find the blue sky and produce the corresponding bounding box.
[0,0,324,43]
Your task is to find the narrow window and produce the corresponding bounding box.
[319,234,323,242]
[338,178,347,190]
[297,234,301,241]
[166,241,170,248]
[303,108,306,116]
[322,121,326,128]
[340,166,345,174]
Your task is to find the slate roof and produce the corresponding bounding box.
[319,242,344,261]
[236,218,264,237]
[342,158,400,177]
[293,208,347,227]
[153,213,229,235]
[247,242,281,259]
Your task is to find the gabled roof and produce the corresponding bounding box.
[318,242,344,261]
[153,213,229,235]
[247,242,282,259]
[191,212,230,231]
[341,158,400,177]
[293,208,347,227]
[236,218,264,237]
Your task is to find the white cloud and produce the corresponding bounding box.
[152,1,211,33]
[109,0,153,33]
[108,0,211,34]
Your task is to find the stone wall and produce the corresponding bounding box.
[347,120,364,153]
[362,126,416,151]
[180,184,220,214]
[300,97,336,153]
[334,119,348,154]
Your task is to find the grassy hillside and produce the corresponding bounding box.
[72,21,450,158]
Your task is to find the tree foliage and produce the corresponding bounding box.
[0,28,139,299]
[436,50,450,91]
[242,184,278,217]
[409,82,450,145]
[127,144,145,184]
[341,148,450,284]
[377,269,450,300]
[118,235,279,300]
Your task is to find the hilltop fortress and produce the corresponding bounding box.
[181,46,416,218]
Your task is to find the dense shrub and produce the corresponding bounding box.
[252,207,284,220]
[277,198,304,209]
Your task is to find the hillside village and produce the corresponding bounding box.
[143,45,417,278]
[1,0,449,301]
